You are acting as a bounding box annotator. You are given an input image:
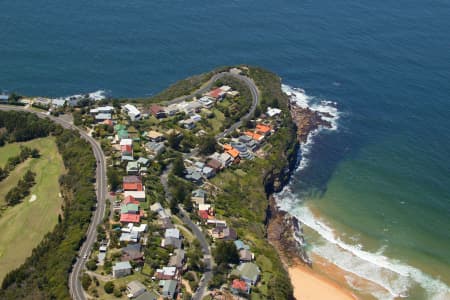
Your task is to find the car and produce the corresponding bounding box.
[83,254,88,259]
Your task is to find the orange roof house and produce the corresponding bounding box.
[244,131,264,142]
[120,213,140,223]
[226,148,240,159]
[255,124,271,135]
[223,144,233,151]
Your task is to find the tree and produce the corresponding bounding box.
[81,273,92,291]
[172,156,185,177]
[86,259,97,271]
[107,167,121,191]
[168,132,182,150]
[198,135,217,155]
[104,281,115,294]
[213,241,239,266]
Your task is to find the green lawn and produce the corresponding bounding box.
[0,137,65,282]
[0,142,24,167]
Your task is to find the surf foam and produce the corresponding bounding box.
[276,84,450,300]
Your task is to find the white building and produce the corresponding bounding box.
[123,104,141,121]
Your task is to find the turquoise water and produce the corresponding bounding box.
[1,1,450,298]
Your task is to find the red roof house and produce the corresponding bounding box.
[123,195,140,205]
[120,213,141,223]
[231,279,249,294]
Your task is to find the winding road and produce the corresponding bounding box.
[0,105,107,300]
[163,71,260,139]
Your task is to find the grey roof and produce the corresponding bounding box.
[95,113,112,120]
[192,189,206,198]
[113,261,132,271]
[161,279,177,296]
[135,291,159,300]
[0,95,8,101]
[127,280,146,294]
[237,262,260,283]
[165,228,180,239]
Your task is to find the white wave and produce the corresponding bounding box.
[282,83,340,130]
[275,189,450,300]
[88,90,107,101]
[282,84,340,171]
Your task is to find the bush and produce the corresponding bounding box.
[104,281,115,294]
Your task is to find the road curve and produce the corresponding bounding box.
[162,71,260,139]
[0,105,107,300]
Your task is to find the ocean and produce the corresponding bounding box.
[1,1,449,299]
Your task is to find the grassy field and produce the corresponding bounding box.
[0,137,65,282]
[0,142,25,167]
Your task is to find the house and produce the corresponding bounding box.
[191,189,206,206]
[206,158,222,172]
[120,213,140,224]
[120,231,140,243]
[90,106,114,115]
[144,142,165,156]
[267,107,282,117]
[180,118,195,130]
[206,219,227,227]
[206,87,226,100]
[231,279,250,295]
[121,202,140,214]
[234,240,251,251]
[244,131,264,142]
[95,113,112,123]
[120,139,134,160]
[198,96,214,108]
[202,166,215,178]
[123,176,143,191]
[210,152,233,168]
[162,228,182,248]
[165,228,180,239]
[185,170,202,184]
[33,97,51,107]
[137,157,150,166]
[235,262,261,285]
[146,130,165,142]
[126,280,146,298]
[123,104,141,121]
[124,191,146,202]
[150,105,166,118]
[168,249,185,269]
[255,124,272,136]
[164,104,179,116]
[112,261,132,278]
[156,266,177,280]
[159,280,178,299]
[211,226,237,241]
[179,101,203,115]
[135,291,159,300]
[127,161,140,175]
[239,249,253,262]
[225,148,240,161]
[122,244,144,264]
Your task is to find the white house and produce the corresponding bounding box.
[123,104,141,121]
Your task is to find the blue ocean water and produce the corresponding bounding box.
[1,1,449,299]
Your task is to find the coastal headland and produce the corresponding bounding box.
[0,65,352,300]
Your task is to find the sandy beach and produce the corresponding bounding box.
[288,264,357,300]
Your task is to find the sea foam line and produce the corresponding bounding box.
[276,84,450,299]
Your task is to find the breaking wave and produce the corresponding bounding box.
[276,85,450,299]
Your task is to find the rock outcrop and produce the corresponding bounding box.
[290,105,332,143]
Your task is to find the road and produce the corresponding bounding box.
[163,71,260,140]
[0,105,107,300]
[160,165,213,300]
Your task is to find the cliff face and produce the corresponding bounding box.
[265,99,332,267]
